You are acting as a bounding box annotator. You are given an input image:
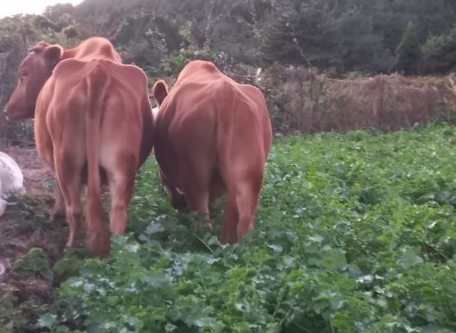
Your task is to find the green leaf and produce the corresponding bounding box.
[398,246,424,269]
[36,313,57,328]
[13,247,53,281]
[142,274,167,288]
[320,248,347,270]
[266,244,283,253]
[145,222,165,235]
[165,323,178,332]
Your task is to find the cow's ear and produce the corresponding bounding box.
[152,80,169,106]
[43,45,62,69]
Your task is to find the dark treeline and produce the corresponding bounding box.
[1,0,456,78]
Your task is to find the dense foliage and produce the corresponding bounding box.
[2,0,456,78]
[73,0,456,75]
[31,121,456,333]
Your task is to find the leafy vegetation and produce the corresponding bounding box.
[13,247,53,281]
[31,121,456,333]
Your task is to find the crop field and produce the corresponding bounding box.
[4,121,456,333]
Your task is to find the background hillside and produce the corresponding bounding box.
[2,0,456,144]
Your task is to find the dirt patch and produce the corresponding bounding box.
[0,147,67,305]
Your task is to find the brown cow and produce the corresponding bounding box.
[152,60,272,243]
[4,37,154,256]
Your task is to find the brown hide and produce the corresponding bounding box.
[5,37,154,256]
[152,60,272,243]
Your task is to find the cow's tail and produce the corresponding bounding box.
[85,60,110,256]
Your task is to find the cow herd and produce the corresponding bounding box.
[2,37,272,257]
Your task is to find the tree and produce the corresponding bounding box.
[421,24,456,74]
[394,21,421,75]
[331,5,395,74]
[0,15,42,146]
[262,0,336,68]
[113,13,177,76]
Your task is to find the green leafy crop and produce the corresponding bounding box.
[44,121,456,333]
[14,247,53,281]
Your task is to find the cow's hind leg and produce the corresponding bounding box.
[50,184,66,221]
[54,154,84,248]
[106,157,137,236]
[85,174,109,257]
[235,184,260,241]
[185,189,210,224]
[220,195,238,243]
[179,166,211,229]
[220,174,262,244]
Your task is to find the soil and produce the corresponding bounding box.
[0,146,67,304]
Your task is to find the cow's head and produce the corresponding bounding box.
[4,41,62,120]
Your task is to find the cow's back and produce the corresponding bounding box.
[61,37,122,62]
[36,58,152,172]
[158,66,271,167]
